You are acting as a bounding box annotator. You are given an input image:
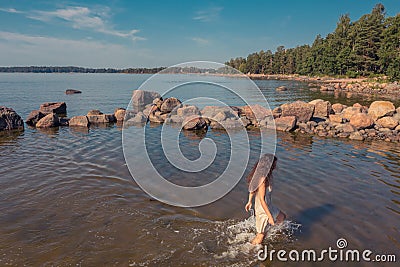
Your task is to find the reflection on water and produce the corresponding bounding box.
[0,74,399,266]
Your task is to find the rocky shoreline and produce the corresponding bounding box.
[244,74,400,99]
[1,90,400,143]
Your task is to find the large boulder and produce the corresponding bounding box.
[240,104,271,125]
[26,110,46,126]
[329,114,344,124]
[309,99,332,118]
[114,108,126,121]
[36,113,60,128]
[274,116,297,131]
[341,107,362,120]
[376,116,398,129]
[280,101,314,122]
[125,112,147,125]
[349,113,374,130]
[0,106,24,131]
[182,116,208,131]
[368,101,395,120]
[69,116,90,127]
[160,97,182,113]
[132,90,161,107]
[39,102,67,115]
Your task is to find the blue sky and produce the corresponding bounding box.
[0,0,399,68]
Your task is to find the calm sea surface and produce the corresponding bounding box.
[0,73,399,266]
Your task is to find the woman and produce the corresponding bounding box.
[244,154,286,245]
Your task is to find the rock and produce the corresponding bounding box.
[87,114,116,124]
[126,112,147,124]
[39,102,67,115]
[87,110,103,116]
[114,108,126,121]
[240,104,272,125]
[342,107,362,120]
[0,106,24,131]
[395,125,400,131]
[59,118,69,126]
[274,116,297,132]
[336,123,355,133]
[152,98,164,109]
[349,113,374,130]
[148,111,165,123]
[276,86,287,91]
[36,113,59,128]
[26,110,46,126]
[69,116,90,127]
[272,107,281,118]
[65,89,82,94]
[160,97,182,113]
[281,101,314,122]
[349,132,364,141]
[376,116,398,129]
[201,106,239,120]
[309,99,331,118]
[329,114,344,123]
[176,105,200,117]
[182,116,208,131]
[132,90,161,107]
[368,101,395,120]
[332,103,345,114]
[353,103,362,108]
[210,118,244,129]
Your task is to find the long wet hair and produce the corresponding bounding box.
[246,153,277,192]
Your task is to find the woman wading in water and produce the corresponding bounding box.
[245,154,286,245]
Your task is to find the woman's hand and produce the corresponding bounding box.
[268,217,275,226]
[245,201,252,212]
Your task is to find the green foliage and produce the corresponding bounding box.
[226,4,400,81]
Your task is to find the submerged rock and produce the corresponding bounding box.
[66,89,82,94]
[0,106,24,131]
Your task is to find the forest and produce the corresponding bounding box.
[226,4,400,80]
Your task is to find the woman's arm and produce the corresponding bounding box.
[257,182,275,225]
[245,191,255,211]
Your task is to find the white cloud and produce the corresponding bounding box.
[193,7,222,22]
[0,31,152,67]
[191,37,210,45]
[2,6,145,41]
[0,7,23,14]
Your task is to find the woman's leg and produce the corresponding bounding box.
[276,211,286,224]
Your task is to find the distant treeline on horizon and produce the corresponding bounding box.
[226,3,400,80]
[0,66,166,74]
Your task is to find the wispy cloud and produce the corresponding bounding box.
[1,6,145,41]
[191,37,210,45]
[0,7,23,14]
[0,31,151,67]
[193,7,222,22]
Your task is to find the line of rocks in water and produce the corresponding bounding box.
[1,90,400,143]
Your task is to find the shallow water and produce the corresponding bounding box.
[0,73,399,266]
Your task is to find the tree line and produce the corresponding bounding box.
[0,66,165,74]
[226,4,400,80]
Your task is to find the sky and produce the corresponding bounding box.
[0,0,399,68]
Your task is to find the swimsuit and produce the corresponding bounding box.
[254,185,280,233]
